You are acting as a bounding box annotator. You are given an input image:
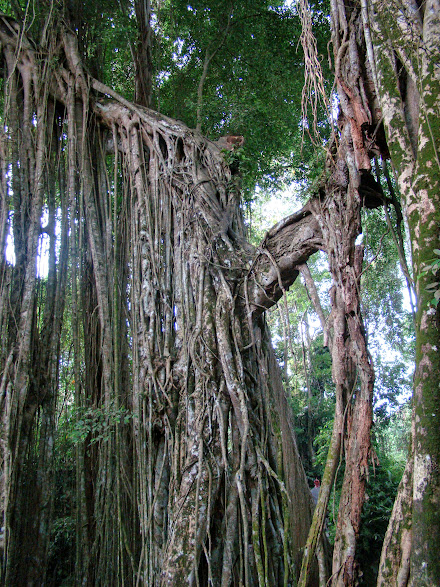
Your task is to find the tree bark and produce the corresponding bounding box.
[364,2,440,584]
[0,17,323,585]
[133,0,153,108]
[297,2,379,583]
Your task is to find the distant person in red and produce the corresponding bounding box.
[311,478,320,505]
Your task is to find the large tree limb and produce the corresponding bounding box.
[248,202,324,314]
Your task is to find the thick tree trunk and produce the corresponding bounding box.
[117,97,317,585]
[0,18,325,586]
[363,2,440,584]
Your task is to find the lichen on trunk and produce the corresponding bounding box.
[364,1,440,584]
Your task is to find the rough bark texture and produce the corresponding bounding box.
[297,1,382,584]
[3,1,435,584]
[0,18,70,583]
[0,16,323,586]
[363,1,440,584]
[298,2,440,584]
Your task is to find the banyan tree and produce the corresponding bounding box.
[0,10,325,584]
[0,1,439,586]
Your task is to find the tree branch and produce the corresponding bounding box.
[248,201,324,314]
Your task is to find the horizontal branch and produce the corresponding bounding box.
[249,200,324,314]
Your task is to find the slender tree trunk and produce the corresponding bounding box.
[134,0,153,108]
[298,1,381,581]
[377,422,413,587]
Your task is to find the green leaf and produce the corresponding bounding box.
[425,282,439,291]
